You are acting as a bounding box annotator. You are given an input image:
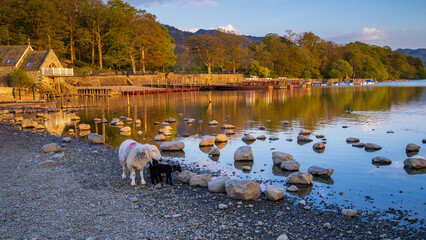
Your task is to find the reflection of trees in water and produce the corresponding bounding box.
[56,86,423,148]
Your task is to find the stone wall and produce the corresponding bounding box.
[0,67,14,87]
[63,73,244,87]
[40,50,64,69]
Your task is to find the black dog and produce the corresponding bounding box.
[149,159,182,185]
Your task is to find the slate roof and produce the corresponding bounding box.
[20,51,49,71]
[0,45,31,67]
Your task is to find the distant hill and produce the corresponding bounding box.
[396,48,426,66]
[164,25,263,55]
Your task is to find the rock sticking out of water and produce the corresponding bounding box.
[287,172,313,185]
[200,135,216,146]
[406,143,420,152]
[264,185,285,201]
[364,143,382,151]
[234,146,254,161]
[372,156,392,165]
[308,166,334,177]
[346,137,360,143]
[272,152,294,165]
[297,135,313,142]
[352,142,365,148]
[281,160,300,171]
[404,157,426,169]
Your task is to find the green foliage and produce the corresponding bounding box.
[247,61,271,78]
[327,60,353,80]
[10,69,36,89]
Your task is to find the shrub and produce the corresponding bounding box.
[10,69,36,89]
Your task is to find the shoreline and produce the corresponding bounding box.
[0,124,424,239]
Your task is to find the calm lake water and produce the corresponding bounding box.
[31,80,426,221]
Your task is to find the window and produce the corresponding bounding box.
[6,59,13,64]
[26,62,33,67]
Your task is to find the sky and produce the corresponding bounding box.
[125,0,426,49]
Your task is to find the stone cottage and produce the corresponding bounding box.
[0,45,73,91]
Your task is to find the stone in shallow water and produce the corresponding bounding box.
[297,135,313,142]
[272,152,294,165]
[406,143,420,152]
[264,185,285,201]
[199,135,215,146]
[299,129,311,135]
[281,160,300,171]
[257,135,266,140]
[346,137,360,143]
[286,185,298,192]
[234,146,254,161]
[308,166,334,177]
[286,172,313,185]
[160,141,185,151]
[404,157,426,169]
[372,156,392,165]
[352,142,365,148]
[313,142,325,149]
[364,143,382,151]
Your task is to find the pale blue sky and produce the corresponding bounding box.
[126,0,426,49]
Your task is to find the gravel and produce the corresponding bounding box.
[0,124,424,239]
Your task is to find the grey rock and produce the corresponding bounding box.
[406,143,420,152]
[299,129,311,135]
[404,157,426,169]
[352,142,365,148]
[280,160,300,171]
[342,209,358,217]
[52,153,65,159]
[365,143,382,151]
[189,174,211,187]
[62,137,72,143]
[297,135,313,142]
[272,152,294,165]
[42,143,61,153]
[277,234,289,240]
[313,142,325,149]
[234,146,254,161]
[286,172,313,185]
[264,185,285,201]
[299,200,306,206]
[208,176,231,193]
[269,136,279,141]
[242,166,251,171]
[372,156,392,165]
[177,170,196,183]
[257,135,266,140]
[39,160,57,167]
[221,124,236,129]
[208,147,220,156]
[346,137,360,143]
[88,133,105,144]
[308,166,334,177]
[208,120,219,125]
[323,222,332,230]
[218,203,228,210]
[225,180,262,201]
[286,185,299,192]
[154,134,166,141]
[160,141,185,151]
[242,134,256,142]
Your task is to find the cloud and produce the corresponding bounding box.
[128,0,217,7]
[210,24,242,35]
[183,28,199,33]
[357,27,388,41]
[329,27,390,43]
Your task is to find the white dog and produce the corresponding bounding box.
[119,139,162,186]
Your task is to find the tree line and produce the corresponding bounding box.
[0,0,175,73]
[1,0,425,80]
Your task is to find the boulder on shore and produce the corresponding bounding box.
[264,185,285,201]
[21,119,38,128]
[177,170,196,183]
[199,135,215,146]
[160,141,185,151]
[406,143,420,152]
[42,143,61,153]
[208,176,231,193]
[272,152,294,165]
[189,174,211,187]
[404,157,426,169]
[225,180,261,200]
[234,146,254,161]
[308,166,334,177]
[286,172,313,185]
[88,133,105,144]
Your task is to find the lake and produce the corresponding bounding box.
[30,80,426,222]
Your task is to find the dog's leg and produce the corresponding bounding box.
[130,168,136,186]
[122,166,127,180]
[167,173,173,185]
